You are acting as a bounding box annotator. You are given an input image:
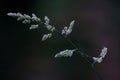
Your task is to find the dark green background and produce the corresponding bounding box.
[0,0,120,80]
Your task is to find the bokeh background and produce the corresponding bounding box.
[0,0,120,80]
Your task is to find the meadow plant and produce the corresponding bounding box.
[7,12,108,80]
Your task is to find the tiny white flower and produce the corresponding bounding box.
[44,16,50,25]
[61,27,68,35]
[100,47,107,58]
[7,13,17,17]
[29,25,39,30]
[32,13,41,22]
[54,49,76,58]
[16,13,24,21]
[23,14,31,19]
[92,47,108,63]
[69,20,75,29]
[61,27,72,35]
[42,33,52,41]
[32,13,37,17]
[64,27,67,30]
[7,13,25,21]
[61,20,75,35]
[16,13,23,17]
[66,28,72,35]
[93,57,103,63]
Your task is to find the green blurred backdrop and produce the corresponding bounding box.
[0,0,120,80]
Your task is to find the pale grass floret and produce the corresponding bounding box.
[62,26,67,35]
[43,16,55,32]
[100,47,107,58]
[62,26,72,35]
[54,49,76,58]
[69,20,75,29]
[61,20,75,35]
[93,57,103,63]
[23,14,31,19]
[16,13,23,17]
[32,13,41,22]
[45,24,55,32]
[29,25,39,30]
[65,28,72,35]
[7,13,17,17]
[42,33,52,41]
[44,16,50,25]
[92,47,107,63]
[16,13,24,21]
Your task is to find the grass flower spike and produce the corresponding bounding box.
[7,12,108,80]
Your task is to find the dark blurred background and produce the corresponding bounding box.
[0,0,120,80]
